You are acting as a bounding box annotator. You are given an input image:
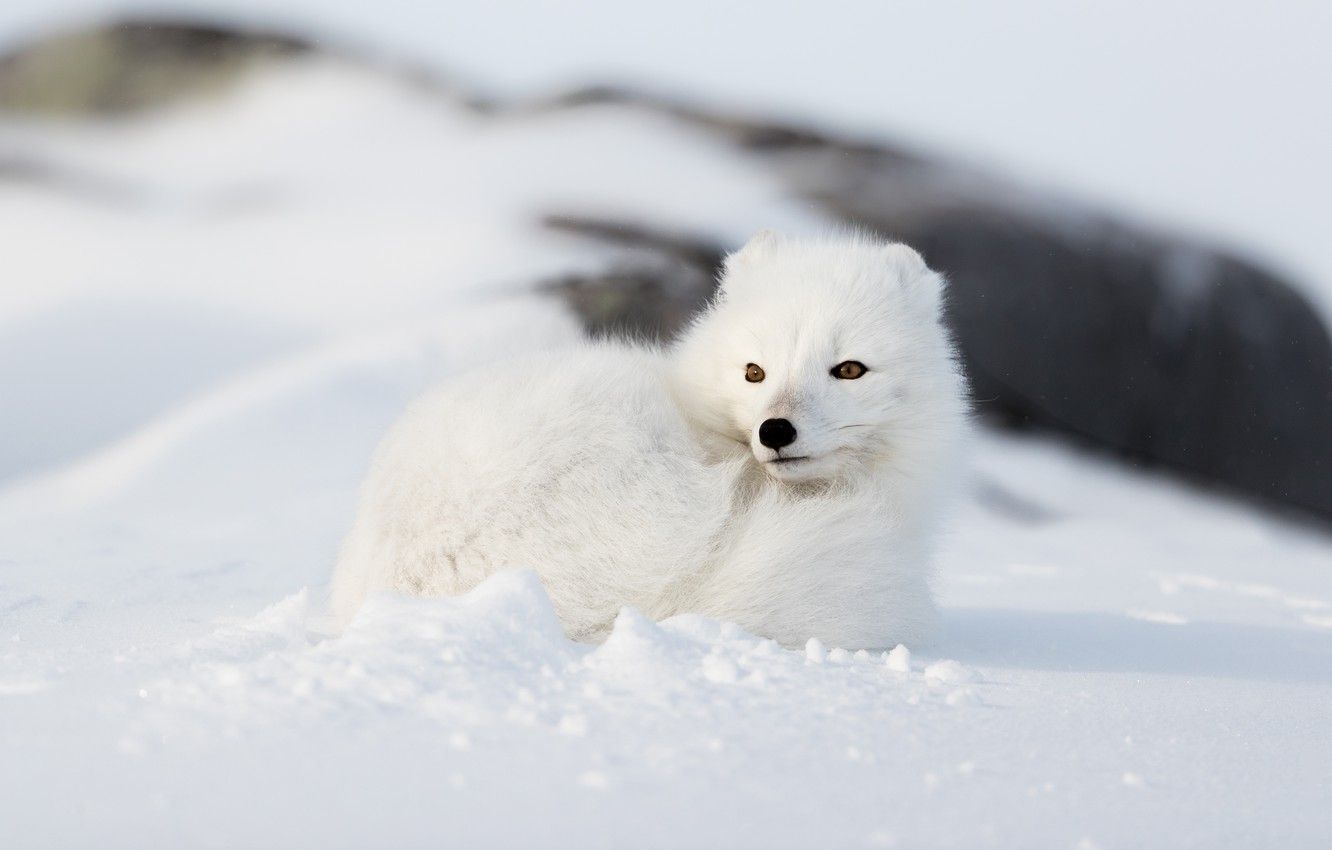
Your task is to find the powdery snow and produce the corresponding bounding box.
[2,61,1331,849]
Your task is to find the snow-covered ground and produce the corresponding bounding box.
[3,62,1331,848]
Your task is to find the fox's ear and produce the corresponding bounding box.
[718,230,778,298]
[722,230,777,273]
[885,243,945,318]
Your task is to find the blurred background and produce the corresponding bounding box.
[1,1,1329,522]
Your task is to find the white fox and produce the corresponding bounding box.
[331,232,968,648]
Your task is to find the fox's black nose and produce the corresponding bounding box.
[758,418,798,450]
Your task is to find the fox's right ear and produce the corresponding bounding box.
[718,230,777,298]
[722,230,777,274]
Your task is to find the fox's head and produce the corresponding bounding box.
[671,231,966,486]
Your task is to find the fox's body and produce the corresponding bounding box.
[331,233,967,648]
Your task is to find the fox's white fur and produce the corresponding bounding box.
[331,232,968,648]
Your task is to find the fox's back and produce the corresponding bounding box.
[331,343,734,637]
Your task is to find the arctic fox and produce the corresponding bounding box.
[331,232,967,648]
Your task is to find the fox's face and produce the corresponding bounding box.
[672,232,963,485]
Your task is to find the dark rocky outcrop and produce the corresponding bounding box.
[539,216,724,340]
[0,19,311,115]
[3,20,1329,521]
[858,200,1332,518]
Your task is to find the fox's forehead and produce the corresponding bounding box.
[697,234,943,371]
[725,254,922,317]
[723,281,907,342]
[731,265,884,300]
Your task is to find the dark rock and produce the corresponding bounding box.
[539,216,722,340]
[542,214,725,273]
[0,18,312,115]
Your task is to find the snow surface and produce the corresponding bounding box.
[3,62,1332,848]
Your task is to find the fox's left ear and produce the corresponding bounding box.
[886,243,945,319]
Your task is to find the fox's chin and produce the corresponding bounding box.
[759,454,838,483]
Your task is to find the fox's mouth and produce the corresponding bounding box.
[762,453,827,482]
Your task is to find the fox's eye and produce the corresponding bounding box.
[832,360,868,380]
[745,363,766,383]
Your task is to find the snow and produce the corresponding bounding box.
[2,61,1331,848]
[884,644,911,674]
[804,637,827,664]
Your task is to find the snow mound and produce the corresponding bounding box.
[141,571,967,743]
